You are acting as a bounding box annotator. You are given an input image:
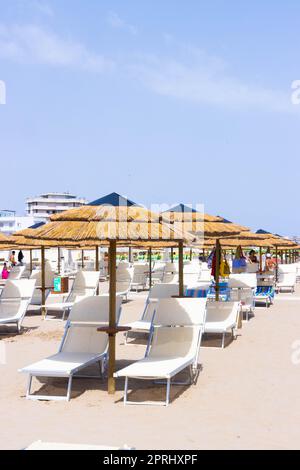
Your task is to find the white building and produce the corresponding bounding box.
[0,210,41,236]
[26,192,87,221]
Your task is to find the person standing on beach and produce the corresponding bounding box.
[18,250,24,265]
[2,263,9,280]
[9,251,16,267]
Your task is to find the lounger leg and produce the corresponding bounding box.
[125,330,129,345]
[66,376,73,401]
[166,378,171,406]
[26,375,33,398]
[221,332,225,349]
[124,377,129,405]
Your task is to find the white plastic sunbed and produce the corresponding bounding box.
[0,279,36,333]
[131,263,149,292]
[20,295,122,401]
[204,301,240,348]
[115,297,207,406]
[44,270,100,320]
[124,283,185,344]
[229,274,256,321]
[30,261,55,305]
[276,272,297,293]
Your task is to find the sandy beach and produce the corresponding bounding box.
[0,286,300,450]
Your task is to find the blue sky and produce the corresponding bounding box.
[0,0,300,234]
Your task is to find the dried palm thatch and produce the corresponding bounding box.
[0,232,14,244]
[22,205,197,247]
[162,212,242,238]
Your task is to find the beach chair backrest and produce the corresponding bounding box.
[206,301,240,324]
[278,272,297,285]
[148,283,181,301]
[30,261,55,286]
[132,264,149,283]
[72,270,100,292]
[278,264,297,274]
[164,262,178,273]
[116,279,131,293]
[1,279,36,301]
[153,298,207,326]
[149,324,201,360]
[229,273,257,289]
[116,267,133,283]
[63,295,122,354]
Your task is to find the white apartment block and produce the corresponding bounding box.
[26,192,87,221]
[0,210,41,236]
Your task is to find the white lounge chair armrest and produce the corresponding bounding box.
[69,321,109,327]
[153,324,203,329]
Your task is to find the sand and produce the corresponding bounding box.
[1,287,300,450]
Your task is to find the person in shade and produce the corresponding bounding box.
[248,250,258,264]
[18,250,24,265]
[9,251,16,267]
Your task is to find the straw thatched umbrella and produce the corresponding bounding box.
[162,205,243,239]
[22,193,197,394]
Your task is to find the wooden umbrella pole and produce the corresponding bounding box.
[81,250,84,269]
[215,239,221,302]
[29,249,33,274]
[95,245,100,295]
[148,248,152,289]
[171,247,174,263]
[178,241,184,297]
[128,247,132,264]
[57,247,61,275]
[259,247,263,273]
[189,248,192,261]
[108,239,117,395]
[95,246,99,271]
[275,246,278,283]
[41,247,46,317]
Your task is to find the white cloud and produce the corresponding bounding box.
[107,11,137,36]
[0,24,115,72]
[128,39,295,113]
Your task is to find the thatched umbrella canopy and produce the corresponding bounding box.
[22,192,197,394]
[0,232,12,243]
[162,204,243,238]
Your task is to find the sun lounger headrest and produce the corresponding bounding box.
[73,271,100,291]
[68,295,122,323]
[153,298,206,326]
[229,274,257,289]
[1,279,36,300]
[149,283,185,300]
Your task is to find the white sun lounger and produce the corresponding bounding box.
[44,270,100,320]
[0,280,36,333]
[115,297,207,406]
[276,272,297,293]
[131,264,149,292]
[20,295,122,401]
[124,283,185,344]
[204,301,241,348]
